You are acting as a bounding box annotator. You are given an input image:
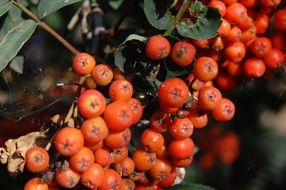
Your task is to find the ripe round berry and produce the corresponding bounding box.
[145,35,171,60]
[243,57,266,78]
[72,53,96,75]
[55,167,80,188]
[168,138,194,159]
[77,89,106,119]
[109,79,133,102]
[187,111,208,129]
[274,9,286,31]
[250,37,272,58]
[149,158,172,180]
[169,118,194,139]
[193,57,218,82]
[212,98,235,122]
[24,177,48,190]
[198,86,222,110]
[140,129,164,152]
[69,147,95,173]
[103,101,134,132]
[91,64,113,86]
[170,41,196,66]
[263,49,285,69]
[81,163,104,189]
[25,146,49,173]
[224,42,246,63]
[54,127,84,156]
[99,169,122,190]
[158,77,190,108]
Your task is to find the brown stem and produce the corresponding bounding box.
[11,0,80,55]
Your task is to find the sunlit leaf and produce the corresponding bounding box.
[8,4,25,25]
[0,20,37,72]
[166,183,217,190]
[0,1,11,17]
[9,55,24,74]
[19,0,30,6]
[114,45,126,72]
[37,0,82,18]
[30,0,39,5]
[109,0,124,10]
[124,34,148,42]
[143,0,175,30]
[0,3,25,41]
[189,0,207,15]
[176,1,221,39]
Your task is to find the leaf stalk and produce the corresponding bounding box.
[11,0,80,55]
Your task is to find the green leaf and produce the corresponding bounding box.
[166,68,189,79]
[30,0,40,5]
[44,11,65,31]
[124,34,148,43]
[109,0,124,10]
[114,34,147,73]
[37,0,82,18]
[153,79,162,89]
[9,55,24,74]
[176,2,221,39]
[0,1,11,17]
[143,0,175,30]
[19,0,30,6]
[189,0,207,15]
[131,122,148,149]
[0,20,37,72]
[0,5,25,41]
[0,17,10,42]
[7,4,24,25]
[166,183,217,190]
[114,45,126,72]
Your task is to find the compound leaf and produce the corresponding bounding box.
[109,0,124,10]
[0,20,36,72]
[176,1,221,39]
[37,0,82,18]
[0,1,11,17]
[9,55,24,74]
[143,0,175,30]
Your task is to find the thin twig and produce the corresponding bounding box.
[45,76,86,151]
[63,76,86,123]
[11,0,80,55]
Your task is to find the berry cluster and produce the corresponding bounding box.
[22,0,286,189]
[22,49,235,189]
[23,53,144,190]
[206,0,286,90]
[197,125,240,171]
[146,34,236,122]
